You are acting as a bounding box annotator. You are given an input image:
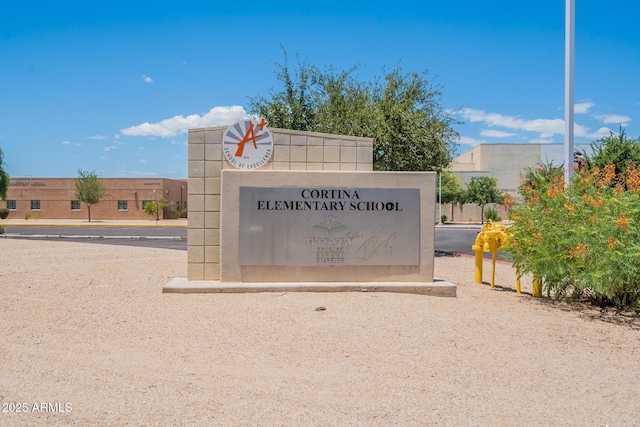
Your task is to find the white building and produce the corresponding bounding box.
[445,143,592,222]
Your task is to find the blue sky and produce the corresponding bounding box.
[1,1,638,178]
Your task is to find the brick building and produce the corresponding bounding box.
[4,177,187,220]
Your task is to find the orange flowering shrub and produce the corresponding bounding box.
[625,161,640,193]
[616,214,629,230]
[507,161,640,310]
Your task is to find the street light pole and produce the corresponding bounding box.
[564,0,575,186]
[438,171,442,225]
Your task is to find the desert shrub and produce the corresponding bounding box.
[507,162,640,310]
[0,225,4,234]
[440,214,448,223]
[0,208,9,219]
[484,207,501,222]
[24,213,31,220]
[170,209,181,219]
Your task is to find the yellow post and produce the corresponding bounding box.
[472,221,509,288]
[490,247,497,289]
[516,275,521,295]
[473,245,483,283]
[532,277,542,297]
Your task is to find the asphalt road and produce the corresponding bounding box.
[1,225,491,256]
[1,225,188,251]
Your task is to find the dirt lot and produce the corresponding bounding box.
[1,239,639,426]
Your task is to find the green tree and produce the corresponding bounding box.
[0,147,10,200]
[440,170,465,205]
[249,49,460,171]
[75,169,106,222]
[465,176,504,223]
[249,47,317,132]
[580,128,640,176]
[143,197,168,221]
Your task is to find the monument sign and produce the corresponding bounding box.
[164,117,455,296]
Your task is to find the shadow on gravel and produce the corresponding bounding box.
[535,298,640,330]
[437,249,640,329]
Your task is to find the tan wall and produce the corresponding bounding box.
[441,202,507,224]
[187,126,374,281]
[5,178,188,220]
[451,170,492,187]
[478,144,540,192]
[451,145,481,171]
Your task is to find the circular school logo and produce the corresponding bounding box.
[222,118,273,169]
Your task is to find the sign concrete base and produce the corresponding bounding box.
[163,277,457,297]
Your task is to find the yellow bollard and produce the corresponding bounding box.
[473,244,484,283]
[473,221,540,297]
[472,221,508,288]
[490,243,497,289]
[532,277,542,297]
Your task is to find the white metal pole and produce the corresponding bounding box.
[438,172,442,224]
[564,0,575,185]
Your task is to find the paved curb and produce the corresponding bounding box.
[0,222,187,228]
[1,234,184,240]
[163,277,457,297]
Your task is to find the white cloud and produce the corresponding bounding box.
[595,114,631,125]
[114,134,121,139]
[458,136,486,147]
[143,75,154,83]
[61,140,71,145]
[591,127,615,138]
[456,107,597,139]
[480,129,516,138]
[121,106,249,138]
[140,159,147,163]
[574,101,595,114]
[457,108,567,135]
[88,135,106,140]
[103,146,120,152]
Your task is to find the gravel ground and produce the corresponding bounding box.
[1,239,639,426]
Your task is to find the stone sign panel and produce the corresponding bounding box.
[238,187,420,266]
[219,170,435,283]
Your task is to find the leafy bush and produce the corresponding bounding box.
[143,197,168,219]
[507,161,640,310]
[465,176,504,223]
[24,213,31,220]
[484,207,501,222]
[0,208,9,219]
[579,128,640,176]
[0,225,4,234]
[440,214,448,224]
